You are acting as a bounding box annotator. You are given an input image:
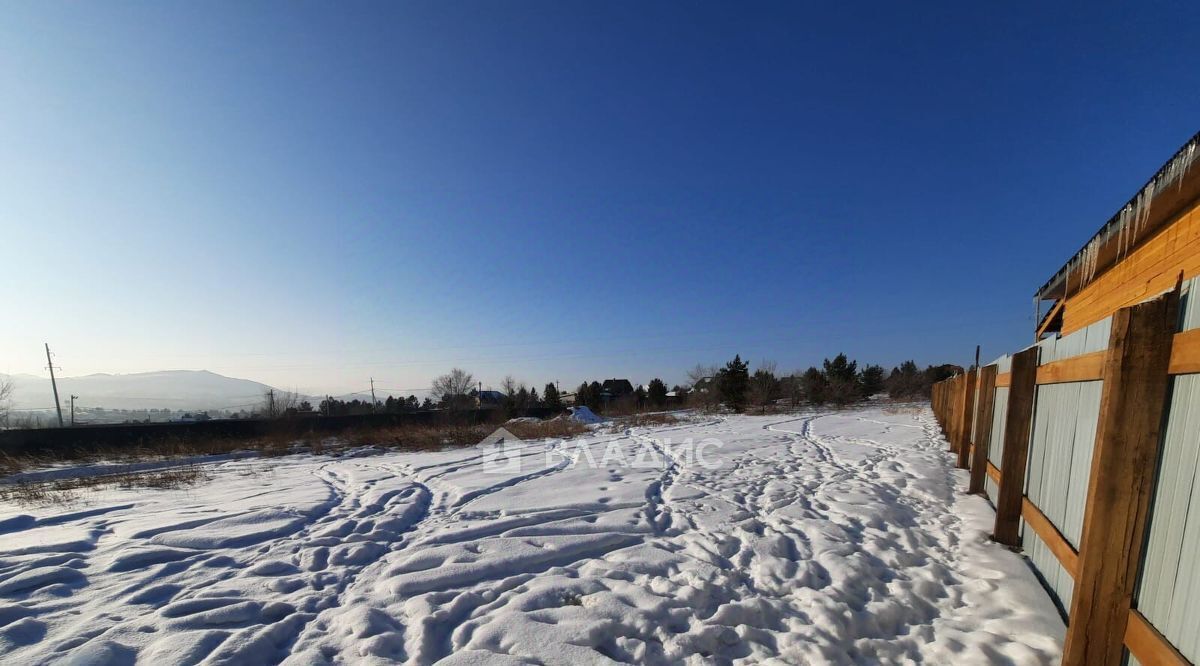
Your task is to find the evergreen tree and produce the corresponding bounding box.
[858,364,885,398]
[544,383,563,411]
[576,382,592,410]
[886,360,926,398]
[748,363,780,413]
[801,367,828,405]
[823,353,861,405]
[529,386,540,405]
[588,381,603,410]
[634,385,647,409]
[647,378,668,408]
[717,354,750,412]
[823,353,857,382]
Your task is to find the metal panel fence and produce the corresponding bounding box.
[1131,277,1200,666]
[932,276,1200,666]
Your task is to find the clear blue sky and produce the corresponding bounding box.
[3,1,1199,396]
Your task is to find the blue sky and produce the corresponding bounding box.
[2,1,1199,397]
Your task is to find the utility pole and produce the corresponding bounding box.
[70,395,78,426]
[44,343,64,427]
[267,388,275,418]
[370,378,377,412]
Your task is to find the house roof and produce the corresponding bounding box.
[601,379,634,395]
[1036,131,1200,303]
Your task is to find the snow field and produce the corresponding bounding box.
[0,406,1064,664]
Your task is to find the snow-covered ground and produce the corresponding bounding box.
[0,406,1065,664]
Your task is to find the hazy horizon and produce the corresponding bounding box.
[4,3,1199,397]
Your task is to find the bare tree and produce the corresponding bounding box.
[785,371,804,407]
[686,363,721,412]
[0,375,13,428]
[261,388,300,419]
[432,368,475,410]
[500,375,519,398]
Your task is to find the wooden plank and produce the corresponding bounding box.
[995,372,1012,387]
[1036,350,1106,385]
[1124,609,1190,666]
[1061,203,1200,334]
[1022,497,1080,578]
[1036,299,1065,338]
[1061,289,1181,666]
[993,346,1039,547]
[986,461,1001,484]
[956,368,977,469]
[1169,328,1200,375]
[969,365,998,494]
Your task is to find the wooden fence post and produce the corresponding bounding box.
[1061,290,1180,666]
[932,383,940,426]
[956,368,977,469]
[968,365,998,494]
[948,375,964,454]
[993,346,1039,546]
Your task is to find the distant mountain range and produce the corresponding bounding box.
[1,370,279,411]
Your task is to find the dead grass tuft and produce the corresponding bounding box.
[0,465,211,507]
[621,412,679,428]
[504,419,589,440]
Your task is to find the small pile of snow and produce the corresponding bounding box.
[504,417,541,425]
[567,406,604,424]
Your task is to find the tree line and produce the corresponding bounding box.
[685,354,959,413]
[311,356,958,420]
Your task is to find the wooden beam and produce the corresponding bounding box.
[986,461,1001,484]
[1061,290,1180,666]
[1022,497,1079,578]
[993,346,1039,547]
[948,374,964,454]
[1036,350,1106,385]
[995,372,1012,387]
[1124,609,1190,666]
[1169,328,1200,375]
[1036,299,1066,338]
[956,368,977,469]
[969,365,998,494]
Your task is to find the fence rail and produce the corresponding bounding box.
[933,276,1200,666]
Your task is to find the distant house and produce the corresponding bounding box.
[600,379,634,399]
[473,390,506,408]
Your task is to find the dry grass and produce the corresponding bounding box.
[503,418,589,440]
[0,418,586,505]
[0,465,211,507]
[621,412,679,428]
[338,423,495,451]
